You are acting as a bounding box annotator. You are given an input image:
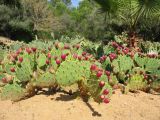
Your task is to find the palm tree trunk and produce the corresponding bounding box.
[128,31,139,51]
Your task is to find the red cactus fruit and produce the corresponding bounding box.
[103,89,109,95]
[90,64,97,71]
[26,48,32,54]
[56,59,61,65]
[102,55,107,60]
[61,54,67,60]
[99,81,105,88]
[78,56,82,60]
[31,47,37,52]
[18,57,23,63]
[96,71,103,78]
[46,59,50,65]
[2,78,7,83]
[10,67,15,72]
[47,53,52,59]
[103,98,110,104]
[100,95,105,100]
[109,53,117,61]
[105,71,111,76]
[16,51,20,55]
[100,57,105,63]
[122,48,129,54]
[111,42,119,48]
[85,56,89,60]
[82,52,87,56]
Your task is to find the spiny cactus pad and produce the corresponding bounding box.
[83,77,112,103]
[33,72,56,88]
[4,64,16,75]
[134,55,160,72]
[16,65,31,83]
[127,74,147,91]
[0,83,26,101]
[112,55,133,73]
[37,53,47,68]
[56,60,91,86]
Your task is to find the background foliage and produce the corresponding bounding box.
[0,0,160,42]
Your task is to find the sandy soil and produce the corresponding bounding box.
[0,90,160,120]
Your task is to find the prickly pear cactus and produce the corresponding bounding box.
[134,54,147,68]
[0,83,26,101]
[56,60,91,86]
[22,53,35,70]
[102,58,111,70]
[16,65,31,83]
[126,74,147,92]
[37,53,47,68]
[112,55,133,73]
[109,74,119,86]
[134,54,160,73]
[51,48,62,57]
[79,61,91,79]
[50,58,58,69]
[4,63,16,75]
[99,74,108,82]
[81,77,112,103]
[33,72,56,88]
[145,58,160,72]
[0,42,114,103]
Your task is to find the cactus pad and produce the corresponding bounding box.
[1,83,26,101]
[34,72,56,88]
[127,74,147,91]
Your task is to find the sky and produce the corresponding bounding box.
[71,0,81,7]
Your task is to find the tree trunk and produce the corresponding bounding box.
[128,31,139,51]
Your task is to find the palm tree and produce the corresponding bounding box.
[94,0,160,49]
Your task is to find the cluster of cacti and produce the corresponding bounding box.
[0,39,159,104]
[124,74,148,93]
[140,40,160,54]
[0,41,112,104]
[100,41,160,93]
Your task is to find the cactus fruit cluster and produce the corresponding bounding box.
[100,41,160,93]
[0,41,112,104]
[0,40,159,104]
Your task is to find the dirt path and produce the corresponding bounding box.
[0,90,160,120]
